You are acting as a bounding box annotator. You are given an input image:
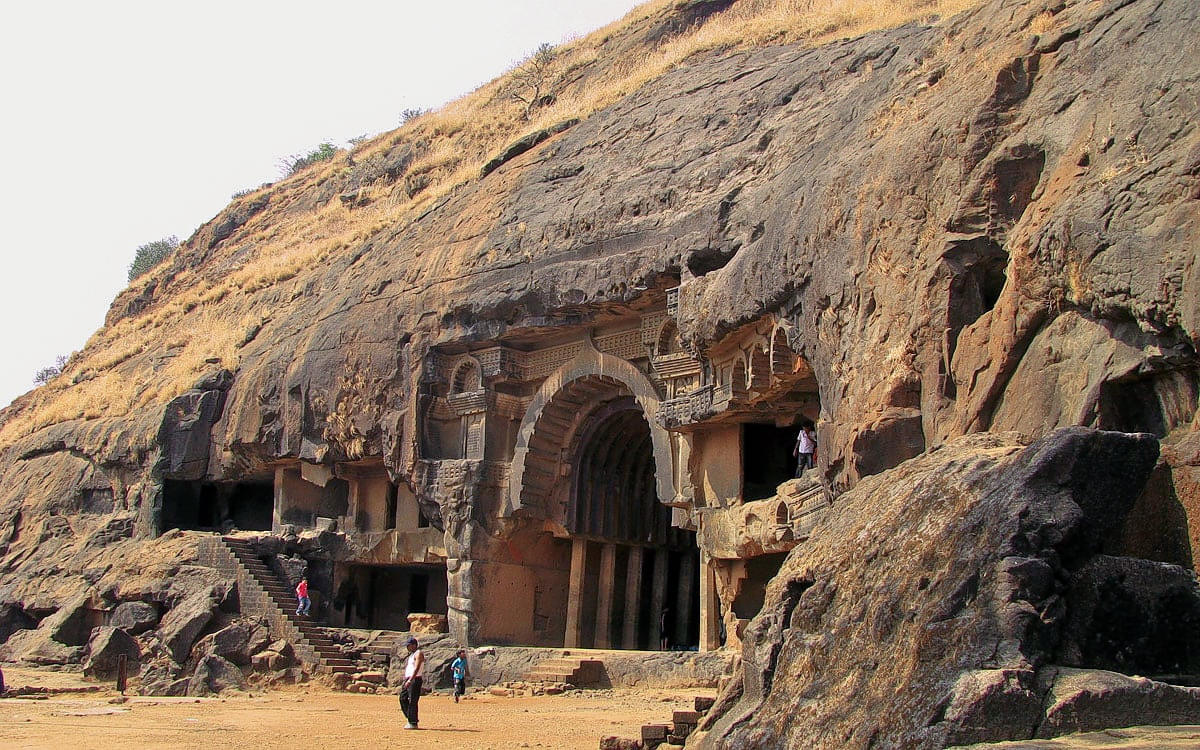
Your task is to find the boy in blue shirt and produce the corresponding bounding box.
[451,649,469,703]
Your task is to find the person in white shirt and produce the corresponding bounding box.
[399,637,425,729]
[794,424,816,477]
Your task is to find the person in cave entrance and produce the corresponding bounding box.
[793,422,816,477]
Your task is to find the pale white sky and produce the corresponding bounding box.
[0,0,646,409]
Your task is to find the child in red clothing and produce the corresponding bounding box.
[295,577,311,616]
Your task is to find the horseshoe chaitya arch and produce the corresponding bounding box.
[504,343,674,519]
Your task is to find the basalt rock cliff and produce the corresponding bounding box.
[0,0,1197,744]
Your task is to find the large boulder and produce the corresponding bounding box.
[36,591,93,646]
[83,625,141,678]
[163,566,235,611]
[187,654,246,696]
[138,662,188,696]
[192,621,269,666]
[698,429,1200,749]
[109,601,159,635]
[158,591,216,663]
[1036,668,1200,738]
[0,626,84,665]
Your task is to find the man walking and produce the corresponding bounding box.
[399,637,425,729]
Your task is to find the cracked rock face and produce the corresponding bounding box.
[0,0,1195,738]
[696,429,1200,749]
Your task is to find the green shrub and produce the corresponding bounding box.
[279,142,340,176]
[127,236,179,282]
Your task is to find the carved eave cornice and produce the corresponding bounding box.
[447,389,488,416]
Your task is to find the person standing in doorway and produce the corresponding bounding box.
[399,637,425,729]
[451,648,469,703]
[794,423,816,477]
[295,576,311,617]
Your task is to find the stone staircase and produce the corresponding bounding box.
[198,535,359,675]
[632,696,716,749]
[523,655,605,686]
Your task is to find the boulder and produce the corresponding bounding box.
[0,626,84,665]
[1037,667,1200,738]
[193,622,253,665]
[38,591,93,646]
[699,429,1195,749]
[158,591,216,663]
[136,663,187,696]
[164,566,235,611]
[83,626,141,678]
[187,654,246,696]
[600,738,643,750]
[109,602,159,635]
[0,592,94,665]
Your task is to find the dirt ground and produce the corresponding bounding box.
[0,666,699,750]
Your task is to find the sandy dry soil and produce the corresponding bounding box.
[6,667,1200,749]
[0,667,696,750]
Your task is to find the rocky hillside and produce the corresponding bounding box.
[0,0,1197,743]
[3,0,1194,492]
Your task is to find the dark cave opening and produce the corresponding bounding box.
[336,563,449,630]
[161,479,273,534]
[945,238,1009,366]
[743,423,798,501]
[1096,369,1199,438]
[732,552,789,620]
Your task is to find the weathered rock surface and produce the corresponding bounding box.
[1037,668,1200,739]
[83,625,141,677]
[0,0,1193,741]
[0,591,94,665]
[0,602,36,644]
[158,591,216,663]
[109,601,159,635]
[0,0,1193,563]
[187,653,246,696]
[952,724,1200,748]
[697,429,1200,749]
[191,621,268,666]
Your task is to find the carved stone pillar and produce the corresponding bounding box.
[698,553,721,651]
[622,545,645,649]
[564,538,589,648]
[596,542,617,649]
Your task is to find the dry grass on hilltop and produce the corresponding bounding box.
[1,0,980,444]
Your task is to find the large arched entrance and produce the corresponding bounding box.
[504,345,699,650]
[563,396,698,650]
